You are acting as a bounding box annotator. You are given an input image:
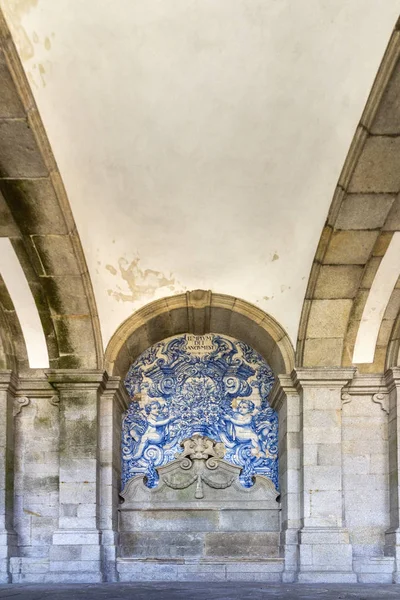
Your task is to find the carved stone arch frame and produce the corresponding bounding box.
[104,290,295,376]
[100,291,298,580]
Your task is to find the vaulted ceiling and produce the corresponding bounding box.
[0,1,399,374]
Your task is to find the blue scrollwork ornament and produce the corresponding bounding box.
[121,334,278,490]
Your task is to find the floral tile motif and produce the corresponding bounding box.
[122,334,278,490]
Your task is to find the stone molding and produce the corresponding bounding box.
[291,367,356,390]
[344,373,387,394]
[385,367,400,392]
[0,370,18,392]
[100,375,129,411]
[16,373,59,411]
[46,369,108,393]
[269,374,298,412]
[0,369,130,410]
[340,373,389,412]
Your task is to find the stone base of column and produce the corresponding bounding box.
[297,527,356,583]
[101,530,118,582]
[384,527,400,582]
[280,528,299,583]
[0,531,17,583]
[48,530,103,583]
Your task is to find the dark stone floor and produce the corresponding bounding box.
[0,584,399,600]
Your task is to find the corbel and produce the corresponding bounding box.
[13,396,30,417]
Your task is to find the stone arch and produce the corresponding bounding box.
[0,308,16,371]
[297,21,400,371]
[110,295,286,575]
[105,290,295,377]
[0,273,28,371]
[0,10,102,369]
[385,281,400,369]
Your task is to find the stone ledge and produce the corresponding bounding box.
[116,559,284,582]
[353,557,394,574]
[358,574,393,583]
[11,571,103,584]
[298,572,357,583]
[44,572,103,584]
[10,557,49,574]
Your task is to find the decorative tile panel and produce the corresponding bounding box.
[122,334,278,490]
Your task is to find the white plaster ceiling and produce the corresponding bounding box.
[2,0,400,349]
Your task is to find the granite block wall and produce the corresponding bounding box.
[0,368,398,584]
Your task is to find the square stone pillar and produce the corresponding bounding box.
[269,375,301,583]
[98,376,129,582]
[384,367,400,582]
[292,368,357,583]
[47,370,106,583]
[0,372,17,583]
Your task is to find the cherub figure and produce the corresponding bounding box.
[223,399,263,457]
[130,401,175,460]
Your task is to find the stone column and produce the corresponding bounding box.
[47,370,106,583]
[384,367,400,582]
[269,375,301,583]
[10,373,60,583]
[98,376,129,582]
[293,367,357,583]
[0,371,17,583]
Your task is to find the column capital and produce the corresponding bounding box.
[345,373,386,396]
[101,375,130,411]
[291,367,356,390]
[0,371,18,394]
[385,367,400,391]
[269,374,298,411]
[17,372,54,398]
[46,369,108,392]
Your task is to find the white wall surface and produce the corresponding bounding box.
[2,0,400,347]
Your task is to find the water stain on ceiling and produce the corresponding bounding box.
[0,0,53,88]
[106,256,180,303]
[1,0,38,60]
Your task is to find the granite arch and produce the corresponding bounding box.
[0,273,27,371]
[0,10,102,370]
[104,290,295,378]
[105,294,290,577]
[297,22,400,371]
[385,284,400,369]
